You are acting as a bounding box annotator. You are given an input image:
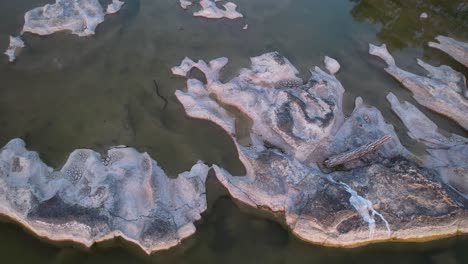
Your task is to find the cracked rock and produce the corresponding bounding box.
[173,52,468,247]
[0,138,209,254]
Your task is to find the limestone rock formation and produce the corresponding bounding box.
[324,56,341,75]
[107,0,125,14]
[179,0,193,9]
[429,36,468,68]
[4,36,24,62]
[172,52,467,247]
[4,0,125,62]
[22,0,107,37]
[371,39,467,199]
[0,138,209,254]
[369,43,468,130]
[179,0,243,19]
[387,93,468,201]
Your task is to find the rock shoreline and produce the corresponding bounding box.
[172,48,468,248]
[0,139,209,254]
[4,0,125,62]
[1,35,467,253]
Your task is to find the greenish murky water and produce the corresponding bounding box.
[0,0,467,263]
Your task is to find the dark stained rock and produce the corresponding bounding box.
[172,52,468,247]
[0,139,209,254]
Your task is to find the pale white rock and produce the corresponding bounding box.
[387,93,468,199]
[5,0,124,62]
[4,36,24,62]
[429,36,468,68]
[370,43,468,129]
[420,12,428,19]
[0,138,209,254]
[173,52,467,247]
[179,0,193,9]
[22,0,106,37]
[369,43,395,66]
[243,24,248,30]
[106,0,125,14]
[373,40,468,201]
[193,0,243,19]
[172,57,229,83]
[324,56,341,75]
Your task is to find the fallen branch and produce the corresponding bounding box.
[324,135,392,168]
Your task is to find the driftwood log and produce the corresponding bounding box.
[324,135,392,168]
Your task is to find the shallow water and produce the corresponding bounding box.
[0,0,467,263]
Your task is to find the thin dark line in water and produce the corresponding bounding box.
[153,79,168,110]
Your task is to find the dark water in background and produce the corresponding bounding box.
[0,0,467,263]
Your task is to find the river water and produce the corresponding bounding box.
[0,0,467,263]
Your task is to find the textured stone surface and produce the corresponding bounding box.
[106,0,124,14]
[4,0,124,62]
[429,36,468,68]
[372,39,467,200]
[4,36,24,62]
[369,43,468,130]
[22,0,107,36]
[173,52,467,247]
[0,138,209,254]
[179,0,243,19]
[387,93,468,201]
[324,56,341,75]
[179,0,193,9]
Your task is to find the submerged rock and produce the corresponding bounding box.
[106,0,125,14]
[369,43,468,130]
[4,36,25,62]
[180,0,243,19]
[179,0,193,9]
[429,36,468,68]
[387,93,468,201]
[4,0,125,62]
[173,52,467,247]
[0,139,209,254]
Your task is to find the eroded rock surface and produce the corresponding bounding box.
[107,0,125,14]
[4,0,125,62]
[324,56,341,75]
[371,39,467,199]
[179,0,193,9]
[4,36,25,62]
[0,139,209,254]
[23,0,107,37]
[369,43,468,130]
[387,93,468,201]
[179,0,243,19]
[172,52,467,247]
[429,36,468,68]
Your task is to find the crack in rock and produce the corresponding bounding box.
[0,139,209,254]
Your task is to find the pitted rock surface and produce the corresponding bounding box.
[0,139,209,254]
[4,0,125,62]
[172,52,468,247]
